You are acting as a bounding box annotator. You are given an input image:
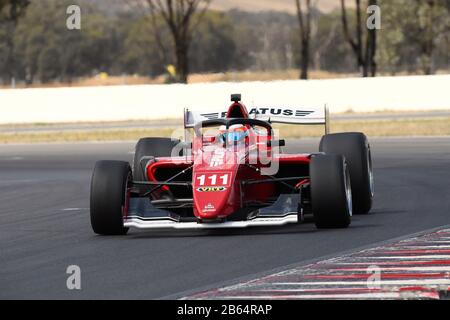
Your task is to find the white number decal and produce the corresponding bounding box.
[197,175,206,186]
[220,174,228,185]
[208,174,217,185]
[196,173,230,186]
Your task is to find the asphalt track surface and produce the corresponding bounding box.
[0,137,449,299]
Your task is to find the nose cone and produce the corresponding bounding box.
[193,174,235,219]
[192,149,239,219]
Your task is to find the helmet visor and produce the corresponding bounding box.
[226,131,248,143]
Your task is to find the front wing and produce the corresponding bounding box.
[124,194,300,230]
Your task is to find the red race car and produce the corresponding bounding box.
[90,94,374,235]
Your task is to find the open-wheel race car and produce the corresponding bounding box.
[90,94,374,235]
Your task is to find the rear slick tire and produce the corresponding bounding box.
[133,137,181,181]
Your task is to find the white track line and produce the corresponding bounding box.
[392,245,450,249]
[0,179,40,184]
[352,255,450,260]
[215,292,439,300]
[271,279,450,286]
[0,157,24,161]
[398,242,450,246]
[330,266,450,272]
[252,288,380,293]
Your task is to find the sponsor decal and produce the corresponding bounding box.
[196,186,227,192]
[200,112,227,120]
[203,203,216,212]
[248,108,314,117]
[199,108,315,120]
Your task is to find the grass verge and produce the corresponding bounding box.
[275,117,450,138]
[0,118,449,144]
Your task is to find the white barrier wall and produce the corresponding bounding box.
[0,74,449,124]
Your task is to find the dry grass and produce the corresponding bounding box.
[0,119,182,130]
[275,118,450,138]
[3,68,450,89]
[0,70,358,89]
[0,75,163,89]
[188,70,359,83]
[0,128,175,144]
[1,118,449,144]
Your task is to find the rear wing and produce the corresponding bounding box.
[184,105,330,134]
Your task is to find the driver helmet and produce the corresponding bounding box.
[218,124,249,144]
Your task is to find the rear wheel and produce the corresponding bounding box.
[320,132,373,215]
[310,154,352,229]
[133,137,181,181]
[90,161,131,235]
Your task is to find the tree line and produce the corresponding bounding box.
[0,0,449,85]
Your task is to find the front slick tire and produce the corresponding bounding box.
[320,132,373,215]
[310,154,352,229]
[90,161,131,235]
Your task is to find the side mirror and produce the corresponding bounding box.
[267,139,285,148]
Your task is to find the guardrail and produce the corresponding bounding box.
[0,74,449,124]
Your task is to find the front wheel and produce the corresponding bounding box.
[320,132,373,215]
[310,154,352,229]
[90,161,131,235]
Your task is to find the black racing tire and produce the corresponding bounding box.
[132,137,181,181]
[90,161,131,235]
[310,154,352,229]
[319,132,373,215]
